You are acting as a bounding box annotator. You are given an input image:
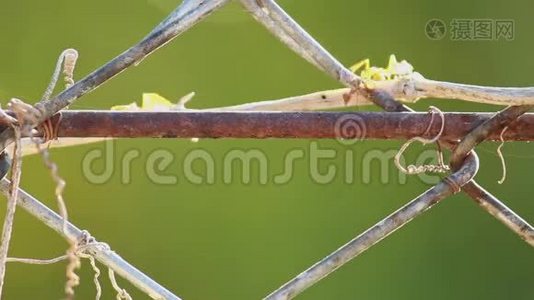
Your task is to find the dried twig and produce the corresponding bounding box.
[0,124,21,298]
[244,75,534,108]
[218,82,534,110]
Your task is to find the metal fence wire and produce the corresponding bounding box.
[0,0,533,299]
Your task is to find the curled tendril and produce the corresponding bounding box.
[497,126,509,184]
[395,106,450,175]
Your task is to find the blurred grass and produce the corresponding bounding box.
[1,0,534,299]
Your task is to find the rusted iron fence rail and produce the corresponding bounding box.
[22,110,534,141]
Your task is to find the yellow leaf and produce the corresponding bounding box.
[111,102,139,111]
[141,93,174,111]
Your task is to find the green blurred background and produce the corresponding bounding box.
[1,0,534,299]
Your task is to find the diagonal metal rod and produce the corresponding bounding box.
[22,111,534,141]
[36,0,229,121]
[265,152,479,300]
[236,1,534,297]
[368,80,534,251]
[451,105,533,168]
[239,0,320,70]
[462,182,534,246]
[370,88,534,249]
[0,0,230,150]
[450,105,534,246]
[240,0,359,87]
[0,178,181,300]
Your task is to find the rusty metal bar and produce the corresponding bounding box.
[43,110,534,141]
